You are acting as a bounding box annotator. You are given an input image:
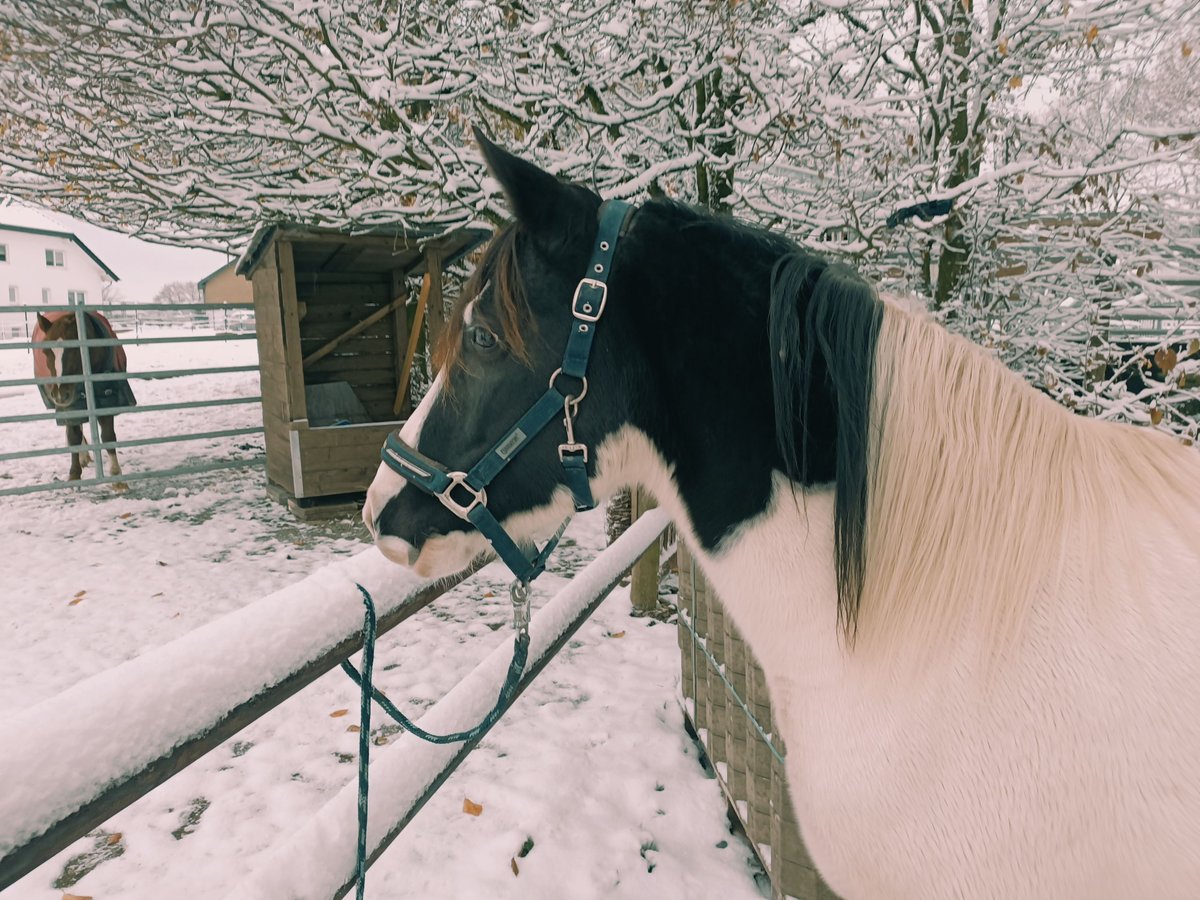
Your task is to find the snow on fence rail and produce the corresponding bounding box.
[0,508,671,895]
[0,297,262,497]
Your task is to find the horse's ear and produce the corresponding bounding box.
[36,313,52,332]
[473,126,596,249]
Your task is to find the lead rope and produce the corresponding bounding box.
[343,517,574,898]
[343,581,530,899]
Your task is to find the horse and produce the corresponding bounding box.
[361,131,1200,899]
[34,311,134,486]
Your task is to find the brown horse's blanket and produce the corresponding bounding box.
[33,311,136,424]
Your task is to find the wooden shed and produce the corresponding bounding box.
[236,223,489,516]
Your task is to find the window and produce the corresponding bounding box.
[7,286,16,304]
[42,288,50,305]
[45,249,64,268]
[0,244,7,262]
[10,326,21,338]
[67,290,86,304]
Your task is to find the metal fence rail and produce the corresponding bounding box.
[0,298,262,497]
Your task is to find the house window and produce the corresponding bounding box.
[42,288,51,304]
[0,244,7,262]
[7,286,16,304]
[67,290,86,304]
[10,326,20,338]
[45,249,64,268]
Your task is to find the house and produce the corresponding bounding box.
[0,204,119,339]
[198,260,253,305]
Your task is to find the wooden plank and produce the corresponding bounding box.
[302,295,407,369]
[295,422,399,450]
[424,248,447,359]
[277,241,308,422]
[394,271,432,416]
[630,488,661,612]
[392,269,411,417]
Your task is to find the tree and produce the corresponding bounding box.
[0,0,1196,436]
[152,281,200,306]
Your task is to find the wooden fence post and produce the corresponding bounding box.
[630,488,661,613]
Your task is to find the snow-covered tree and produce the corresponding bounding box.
[0,0,1196,434]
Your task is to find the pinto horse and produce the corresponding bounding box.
[362,132,1200,899]
[34,311,134,484]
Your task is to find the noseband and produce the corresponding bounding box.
[379,199,635,595]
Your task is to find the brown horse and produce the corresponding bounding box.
[34,311,135,485]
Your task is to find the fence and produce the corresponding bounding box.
[677,542,841,900]
[0,508,672,897]
[0,298,262,497]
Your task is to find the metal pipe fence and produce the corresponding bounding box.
[0,297,262,497]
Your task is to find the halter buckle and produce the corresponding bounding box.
[436,472,487,520]
[510,579,531,635]
[572,278,607,323]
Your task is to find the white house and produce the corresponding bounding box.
[0,204,119,339]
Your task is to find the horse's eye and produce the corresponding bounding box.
[469,325,498,350]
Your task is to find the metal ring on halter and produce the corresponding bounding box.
[548,367,587,413]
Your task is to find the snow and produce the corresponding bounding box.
[0,344,766,899]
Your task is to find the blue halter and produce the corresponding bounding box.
[380,199,633,589]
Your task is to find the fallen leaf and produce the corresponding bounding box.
[118,512,133,519]
[346,725,361,733]
[107,833,122,846]
[1150,408,1164,425]
[329,709,349,718]
[482,591,495,599]
[607,631,626,639]
[68,598,84,606]
[463,798,483,816]
[1183,42,1192,57]
[1188,338,1199,357]
[152,592,164,598]
[998,38,1009,56]
[1085,24,1098,45]
[62,894,93,900]
[73,590,86,598]
[1009,75,1023,89]
[156,560,168,567]
[511,857,519,876]
[1154,347,1178,374]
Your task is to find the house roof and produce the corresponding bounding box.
[198,260,239,290]
[0,221,120,281]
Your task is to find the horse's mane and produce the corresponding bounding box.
[769,253,882,640]
[860,299,1200,661]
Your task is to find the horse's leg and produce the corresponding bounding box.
[100,416,128,491]
[66,423,85,480]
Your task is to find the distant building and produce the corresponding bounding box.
[198,260,252,305]
[0,205,119,339]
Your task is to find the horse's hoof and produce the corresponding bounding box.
[111,482,129,493]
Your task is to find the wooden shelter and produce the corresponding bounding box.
[236,222,489,517]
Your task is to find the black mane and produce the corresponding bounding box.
[769,254,882,638]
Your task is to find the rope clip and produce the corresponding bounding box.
[510,579,531,636]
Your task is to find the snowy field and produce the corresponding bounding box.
[0,336,766,899]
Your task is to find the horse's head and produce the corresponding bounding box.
[36,312,85,409]
[363,131,642,578]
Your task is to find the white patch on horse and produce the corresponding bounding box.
[462,298,478,327]
[362,371,444,538]
[49,347,62,379]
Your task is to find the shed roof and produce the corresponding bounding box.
[235,222,490,280]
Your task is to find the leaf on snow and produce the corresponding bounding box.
[329,709,349,718]
[346,725,361,733]
[606,631,626,639]
[462,798,483,816]
[511,857,519,876]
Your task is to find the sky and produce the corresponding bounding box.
[0,200,233,303]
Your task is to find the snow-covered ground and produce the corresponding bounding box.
[0,337,766,899]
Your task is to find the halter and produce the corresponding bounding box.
[379,199,634,615]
